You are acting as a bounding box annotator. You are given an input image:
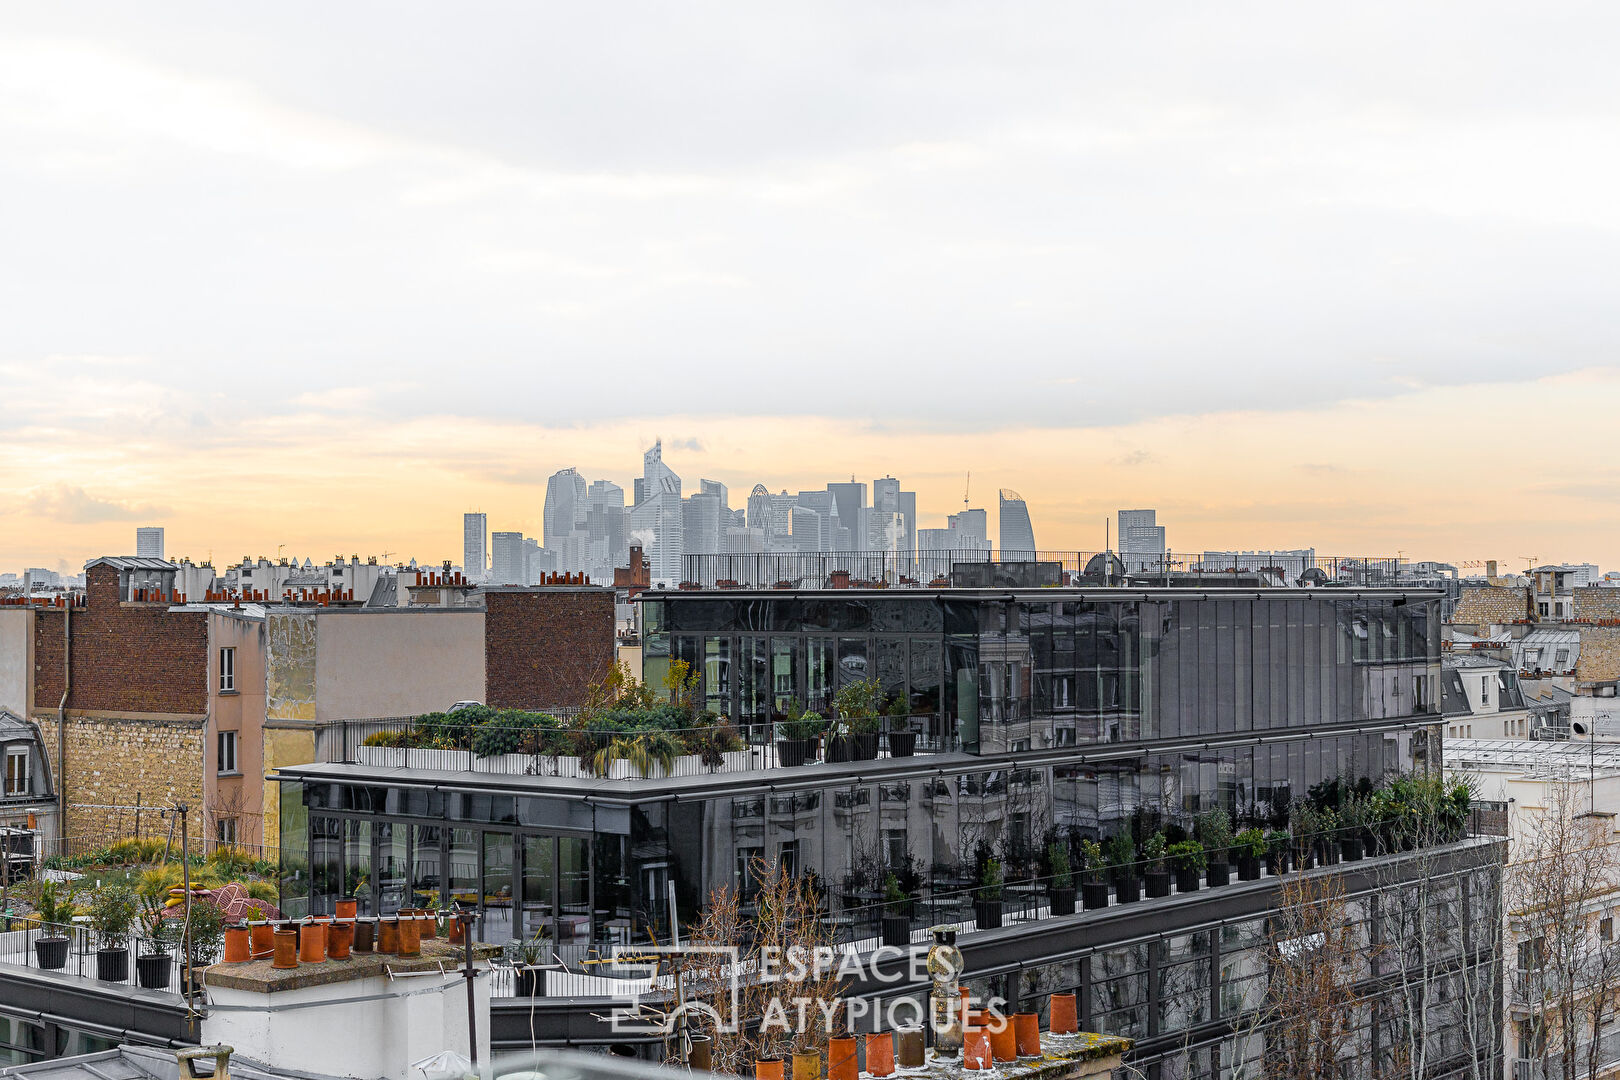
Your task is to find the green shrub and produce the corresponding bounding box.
[1234,828,1266,860]
[1047,842,1073,889]
[1167,840,1206,873]
[89,885,139,949]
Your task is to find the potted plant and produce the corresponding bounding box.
[1168,841,1205,894]
[1047,842,1076,915]
[512,929,550,997]
[1315,806,1341,865]
[1142,832,1171,898]
[880,873,911,948]
[1106,832,1140,903]
[1442,780,1473,842]
[1234,828,1266,880]
[973,858,1003,930]
[776,709,825,768]
[833,678,884,761]
[137,915,178,989]
[1079,840,1109,910]
[182,900,225,992]
[1289,804,1318,871]
[1264,829,1292,876]
[1339,796,1367,861]
[89,884,138,982]
[1198,810,1233,887]
[884,696,916,758]
[31,880,75,970]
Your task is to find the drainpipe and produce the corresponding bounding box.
[57,602,70,833]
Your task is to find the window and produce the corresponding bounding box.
[219,647,236,692]
[1525,648,1542,667]
[1480,679,1489,706]
[4,747,28,796]
[217,730,238,775]
[883,829,907,870]
[1555,648,1571,667]
[1539,602,1550,617]
[216,817,237,845]
[1603,917,1614,942]
[1518,936,1543,971]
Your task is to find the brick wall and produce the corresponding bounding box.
[484,588,614,709]
[1576,626,1620,684]
[35,713,206,843]
[1452,586,1531,628]
[32,565,208,715]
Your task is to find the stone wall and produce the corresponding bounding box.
[35,712,206,844]
[1576,626,1620,684]
[1452,586,1531,628]
[1575,588,1620,623]
[32,565,208,715]
[484,588,614,709]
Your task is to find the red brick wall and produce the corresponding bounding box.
[484,588,614,710]
[33,565,208,715]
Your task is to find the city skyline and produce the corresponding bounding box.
[6,375,1619,574]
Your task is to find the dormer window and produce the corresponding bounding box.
[5,747,28,796]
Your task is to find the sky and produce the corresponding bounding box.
[3,3,1618,573]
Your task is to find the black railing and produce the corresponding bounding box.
[328,714,953,777]
[678,550,1416,589]
[0,918,190,994]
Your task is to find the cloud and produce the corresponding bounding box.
[1113,449,1156,467]
[667,437,704,453]
[1297,463,1345,475]
[26,484,168,524]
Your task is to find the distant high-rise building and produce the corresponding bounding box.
[828,482,867,552]
[633,440,684,584]
[586,480,629,579]
[999,489,1037,556]
[463,513,488,580]
[543,469,589,552]
[683,491,725,559]
[491,531,526,585]
[949,509,988,545]
[1118,509,1167,573]
[135,527,164,559]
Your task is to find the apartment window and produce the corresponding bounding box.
[216,818,237,845]
[1525,648,1542,667]
[1480,680,1489,707]
[218,647,236,692]
[1556,648,1571,667]
[1539,602,1550,617]
[1602,917,1614,942]
[4,747,28,796]
[217,731,238,775]
[883,829,907,870]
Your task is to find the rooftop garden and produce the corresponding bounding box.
[359,661,746,777]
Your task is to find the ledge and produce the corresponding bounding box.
[204,937,498,994]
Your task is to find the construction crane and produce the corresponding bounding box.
[1521,555,1539,572]
[963,471,970,512]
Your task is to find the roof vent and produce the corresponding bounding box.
[176,1044,235,1080]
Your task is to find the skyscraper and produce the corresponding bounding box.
[1118,509,1167,573]
[998,489,1037,556]
[135,527,164,559]
[463,513,488,580]
[633,440,684,585]
[827,481,866,552]
[490,531,526,585]
[543,468,589,551]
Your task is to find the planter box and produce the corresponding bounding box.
[886,731,917,758]
[1236,855,1261,881]
[1081,882,1110,911]
[35,937,69,970]
[778,739,815,768]
[1174,868,1201,893]
[355,745,473,771]
[881,914,912,949]
[1144,871,1171,898]
[1048,887,1076,916]
[136,953,172,989]
[1341,837,1365,862]
[96,947,129,983]
[1265,853,1291,876]
[850,733,879,761]
[514,967,543,998]
[1113,876,1141,904]
[1206,862,1231,888]
[973,900,1003,930]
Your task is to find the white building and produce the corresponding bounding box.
[135,527,164,559]
[633,440,683,585]
[462,513,488,581]
[490,531,526,585]
[1117,509,1166,573]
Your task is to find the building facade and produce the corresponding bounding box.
[274,585,1499,1077]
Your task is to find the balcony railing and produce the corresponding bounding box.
[320,715,953,779]
[0,918,190,998]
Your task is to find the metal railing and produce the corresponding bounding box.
[0,918,190,995]
[678,550,1416,590]
[324,714,953,777]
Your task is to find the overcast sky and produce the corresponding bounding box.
[3,3,1618,571]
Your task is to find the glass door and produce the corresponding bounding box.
[519,835,554,944]
[482,832,515,944]
[557,837,591,945]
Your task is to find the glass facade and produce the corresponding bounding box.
[643,592,1439,752]
[279,588,1471,1075]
